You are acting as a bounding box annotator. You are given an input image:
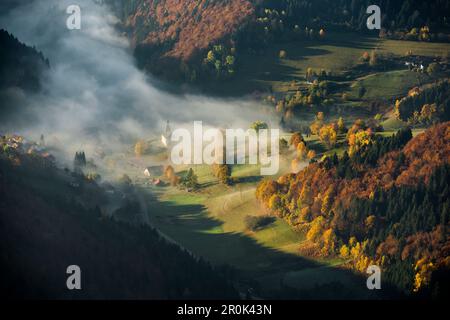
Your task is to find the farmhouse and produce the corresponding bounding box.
[143,165,163,177]
[306,74,318,84]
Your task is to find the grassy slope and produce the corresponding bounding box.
[349,70,430,100]
[204,32,450,96]
[134,155,373,297]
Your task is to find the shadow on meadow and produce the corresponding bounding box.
[145,189,398,299]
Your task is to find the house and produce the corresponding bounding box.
[306,74,318,84]
[404,56,427,72]
[144,165,164,177]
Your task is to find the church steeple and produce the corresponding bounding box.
[165,120,172,138]
[161,120,172,148]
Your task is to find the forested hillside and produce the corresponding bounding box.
[108,0,450,82]
[107,0,254,80]
[256,123,450,297]
[0,29,49,92]
[261,0,450,34]
[0,136,238,299]
[394,80,450,124]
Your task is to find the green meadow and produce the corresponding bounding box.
[203,32,450,97]
[133,155,370,297]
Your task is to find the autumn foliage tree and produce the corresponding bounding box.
[212,164,232,185]
[134,140,148,157]
[289,132,304,149]
[348,129,373,156]
[310,112,324,135]
[319,124,338,149]
[296,141,308,159]
[255,123,450,296]
[164,165,180,186]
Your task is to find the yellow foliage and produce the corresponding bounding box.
[355,255,371,272]
[296,141,308,159]
[322,228,336,254]
[348,129,372,156]
[319,124,337,149]
[337,117,346,133]
[350,242,361,258]
[165,165,175,179]
[420,103,437,122]
[306,216,324,242]
[307,150,316,160]
[408,87,420,97]
[340,245,350,258]
[310,121,321,135]
[206,50,215,62]
[413,257,436,292]
[269,194,282,211]
[365,215,376,230]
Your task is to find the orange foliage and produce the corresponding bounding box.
[258,122,450,218]
[126,0,254,62]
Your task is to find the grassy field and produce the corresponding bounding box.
[204,32,450,96]
[349,70,430,100]
[144,188,369,297]
[130,151,372,297]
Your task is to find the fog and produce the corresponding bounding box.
[0,0,276,166]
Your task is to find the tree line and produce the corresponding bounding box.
[256,122,450,297]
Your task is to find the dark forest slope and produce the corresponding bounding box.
[0,138,238,299]
[0,29,49,92]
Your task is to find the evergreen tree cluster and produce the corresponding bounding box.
[180,168,199,191]
[338,165,450,294]
[0,29,49,92]
[323,127,413,178]
[73,151,87,171]
[260,0,450,34]
[396,80,450,122]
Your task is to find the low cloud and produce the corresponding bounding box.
[0,0,276,166]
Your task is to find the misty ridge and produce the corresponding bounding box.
[0,0,276,168]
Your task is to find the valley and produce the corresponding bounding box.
[1,0,449,300]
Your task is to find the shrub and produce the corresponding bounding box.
[244,215,275,231]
